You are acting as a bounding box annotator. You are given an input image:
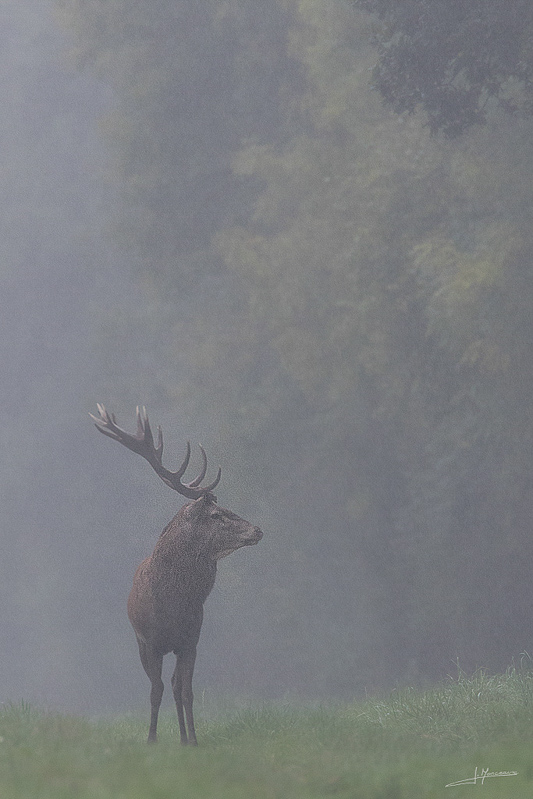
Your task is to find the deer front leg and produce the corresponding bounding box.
[137,641,164,743]
[172,647,197,745]
[170,658,187,744]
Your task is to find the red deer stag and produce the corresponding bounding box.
[91,404,262,745]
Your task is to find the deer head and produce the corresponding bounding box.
[179,494,263,559]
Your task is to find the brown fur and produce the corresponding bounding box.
[91,405,262,744]
[127,494,262,743]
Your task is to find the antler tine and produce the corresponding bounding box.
[89,403,105,427]
[202,465,222,494]
[158,441,221,497]
[155,425,163,461]
[137,406,164,461]
[137,405,159,460]
[136,406,145,439]
[187,444,208,487]
[174,441,191,479]
[90,404,123,442]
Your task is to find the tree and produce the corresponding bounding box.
[57,0,533,697]
[218,2,533,681]
[352,0,533,136]
[55,0,298,291]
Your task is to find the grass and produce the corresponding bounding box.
[2,668,533,798]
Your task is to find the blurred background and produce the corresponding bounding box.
[2,0,533,714]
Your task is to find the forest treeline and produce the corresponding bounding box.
[352,0,533,136]
[39,0,533,697]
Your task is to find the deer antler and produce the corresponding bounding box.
[90,404,221,499]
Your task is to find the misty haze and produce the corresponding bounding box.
[3,0,533,731]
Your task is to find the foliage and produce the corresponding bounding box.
[48,0,533,700]
[54,0,298,292]
[215,2,533,684]
[352,0,533,136]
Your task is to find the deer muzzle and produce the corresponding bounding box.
[246,526,263,545]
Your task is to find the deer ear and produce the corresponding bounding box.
[188,494,209,515]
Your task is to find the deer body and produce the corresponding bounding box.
[91,405,262,744]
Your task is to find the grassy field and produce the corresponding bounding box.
[1,668,533,798]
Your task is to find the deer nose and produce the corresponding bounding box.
[251,526,263,542]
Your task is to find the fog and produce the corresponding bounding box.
[2,0,533,715]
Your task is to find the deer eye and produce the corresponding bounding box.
[211,511,224,520]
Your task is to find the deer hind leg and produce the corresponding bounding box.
[171,647,197,745]
[137,640,164,743]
